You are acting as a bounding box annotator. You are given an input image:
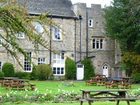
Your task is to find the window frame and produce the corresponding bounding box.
[52,26,62,41]
[88,19,93,27]
[92,38,104,50]
[38,57,46,65]
[24,52,32,72]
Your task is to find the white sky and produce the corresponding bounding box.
[71,0,113,8]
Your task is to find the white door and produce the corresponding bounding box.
[103,65,109,77]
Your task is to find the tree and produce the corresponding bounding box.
[104,0,140,53]
[81,58,95,80]
[65,57,76,80]
[104,0,140,76]
[0,0,51,66]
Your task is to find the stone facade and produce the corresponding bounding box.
[0,0,123,78]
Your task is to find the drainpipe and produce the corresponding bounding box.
[79,15,82,62]
[86,9,89,58]
[74,19,77,62]
[49,16,52,65]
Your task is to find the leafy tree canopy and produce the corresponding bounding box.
[104,0,140,54]
[0,0,52,66]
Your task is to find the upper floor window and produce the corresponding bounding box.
[52,26,62,41]
[33,22,44,34]
[38,57,46,65]
[53,52,64,64]
[88,19,93,27]
[16,32,25,39]
[92,38,103,49]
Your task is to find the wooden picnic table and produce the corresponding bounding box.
[105,77,132,89]
[1,77,36,90]
[80,89,136,105]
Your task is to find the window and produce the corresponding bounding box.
[33,22,44,34]
[16,32,25,39]
[52,26,62,41]
[53,67,64,75]
[88,19,93,27]
[24,52,32,72]
[52,52,65,75]
[53,53,64,64]
[38,57,46,64]
[92,38,103,49]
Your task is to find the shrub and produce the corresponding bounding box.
[2,62,15,77]
[31,64,53,80]
[30,65,39,80]
[15,72,30,79]
[65,57,76,80]
[81,58,95,80]
[132,72,140,83]
[0,71,4,77]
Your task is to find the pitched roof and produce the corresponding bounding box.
[18,0,76,18]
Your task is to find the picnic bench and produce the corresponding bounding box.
[80,89,136,105]
[105,77,132,89]
[0,77,36,90]
[86,75,107,86]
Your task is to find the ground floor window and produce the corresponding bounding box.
[24,52,32,72]
[38,57,46,64]
[53,67,64,75]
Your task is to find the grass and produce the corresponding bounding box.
[0,80,140,105]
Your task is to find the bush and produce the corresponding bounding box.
[31,64,53,80]
[65,57,76,80]
[15,72,30,79]
[81,58,95,80]
[30,65,39,80]
[2,62,15,77]
[132,72,140,83]
[0,71,4,77]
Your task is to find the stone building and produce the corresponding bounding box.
[0,0,123,78]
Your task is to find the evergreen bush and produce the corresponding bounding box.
[15,72,30,79]
[132,72,140,83]
[2,62,15,77]
[0,71,4,77]
[31,64,53,80]
[30,65,39,80]
[81,58,95,80]
[65,57,76,80]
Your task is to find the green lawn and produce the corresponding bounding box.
[0,80,140,105]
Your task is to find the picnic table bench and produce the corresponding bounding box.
[80,89,136,105]
[0,77,36,90]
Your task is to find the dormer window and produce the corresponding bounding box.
[52,26,62,41]
[88,19,93,27]
[33,22,44,34]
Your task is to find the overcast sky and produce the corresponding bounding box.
[71,0,113,8]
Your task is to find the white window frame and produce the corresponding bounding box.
[16,32,25,39]
[53,67,64,75]
[88,19,93,27]
[92,38,103,49]
[52,26,62,41]
[34,22,44,34]
[38,57,46,65]
[52,52,65,76]
[24,52,32,72]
